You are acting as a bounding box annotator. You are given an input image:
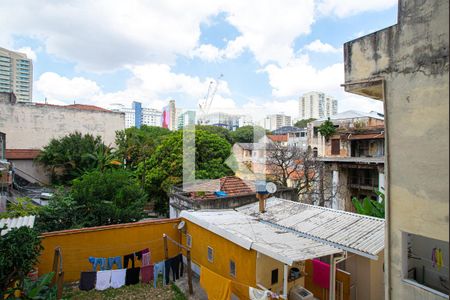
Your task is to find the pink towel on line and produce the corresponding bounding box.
[312,259,330,289]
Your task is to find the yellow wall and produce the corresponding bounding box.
[38,219,181,282]
[256,252,305,295]
[181,219,257,299]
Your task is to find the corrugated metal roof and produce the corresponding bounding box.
[237,198,385,260]
[181,210,341,265]
[0,215,36,236]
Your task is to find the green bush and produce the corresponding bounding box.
[0,227,43,297]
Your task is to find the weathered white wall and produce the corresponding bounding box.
[0,101,124,149]
[344,0,449,299]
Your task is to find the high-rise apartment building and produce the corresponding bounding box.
[259,114,291,131]
[198,112,241,131]
[177,110,196,129]
[162,99,177,130]
[0,47,33,102]
[299,91,338,120]
[110,102,162,128]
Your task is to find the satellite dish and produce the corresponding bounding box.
[177,221,186,231]
[265,182,277,194]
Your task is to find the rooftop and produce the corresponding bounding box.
[237,198,385,259]
[267,135,288,143]
[181,209,341,265]
[5,149,41,160]
[183,176,256,200]
[34,103,113,112]
[0,215,36,236]
[313,110,384,124]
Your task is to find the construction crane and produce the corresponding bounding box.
[198,74,223,125]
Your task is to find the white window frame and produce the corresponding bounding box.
[207,246,214,263]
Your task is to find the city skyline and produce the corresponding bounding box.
[0,1,397,119]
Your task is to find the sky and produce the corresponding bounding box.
[0,0,398,121]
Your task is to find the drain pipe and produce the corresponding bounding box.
[329,252,347,300]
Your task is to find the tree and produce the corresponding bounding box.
[230,125,266,143]
[35,132,109,184]
[352,191,385,218]
[0,227,43,296]
[35,169,147,232]
[317,118,336,139]
[195,125,234,144]
[140,129,233,215]
[294,118,316,128]
[115,125,171,171]
[0,197,40,218]
[266,144,341,206]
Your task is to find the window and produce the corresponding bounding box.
[186,234,192,248]
[402,232,449,297]
[230,260,236,277]
[271,269,278,285]
[207,246,214,263]
[331,139,340,155]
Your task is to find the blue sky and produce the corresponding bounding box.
[0,0,398,120]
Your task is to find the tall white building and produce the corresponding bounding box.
[0,47,33,102]
[259,114,292,131]
[109,102,162,128]
[299,91,338,120]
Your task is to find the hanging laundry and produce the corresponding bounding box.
[111,269,126,289]
[79,271,96,291]
[249,287,270,300]
[95,270,112,291]
[432,248,437,268]
[200,266,231,300]
[437,248,444,270]
[153,261,166,288]
[141,264,154,284]
[125,267,141,285]
[107,256,122,270]
[88,257,107,271]
[123,253,136,269]
[312,259,330,289]
[142,252,151,266]
[164,257,173,285]
[169,254,184,281]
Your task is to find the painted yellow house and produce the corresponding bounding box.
[180,197,385,300]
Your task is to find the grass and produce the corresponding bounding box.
[62,276,186,300]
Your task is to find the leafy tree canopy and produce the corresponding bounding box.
[230,125,266,143]
[195,125,234,144]
[115,125,171,170]
[140,129,233,215]
[0,227,43,295]
[35,169,147,232]
[317,118,336,139]
[35,132,111,184]
[294,118,316,128]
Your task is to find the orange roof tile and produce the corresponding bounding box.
[6,149,41,160]
[268,135,288,142]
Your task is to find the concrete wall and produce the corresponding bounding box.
[255,252,305,295]
[181,219,257,300]
[10,159,49,184]
[38,219,180,282]
[343,0,449,299]
[0,101,124,149]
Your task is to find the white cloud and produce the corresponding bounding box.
[304,39,340,53]
[223,0,315,65]
[317,0,397,18]
[0,0,223,71]
[190,44,221,62]
[16,47,37,61]
[35,72,101,102]
[191,36,247,62]
[264,54,344,98]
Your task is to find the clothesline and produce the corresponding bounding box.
[165,234,189,251]
[56,237,164,253]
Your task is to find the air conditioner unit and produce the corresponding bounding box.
[289,286,314,300]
